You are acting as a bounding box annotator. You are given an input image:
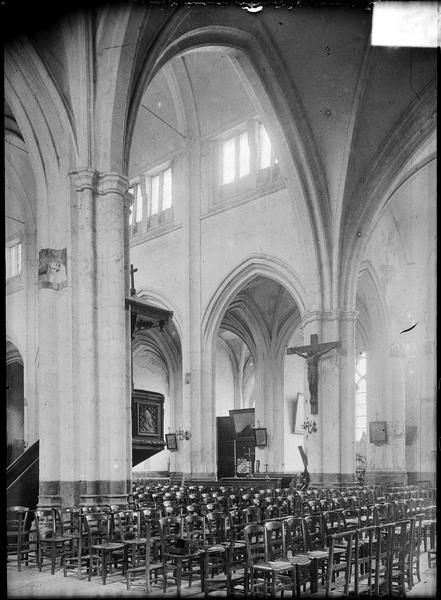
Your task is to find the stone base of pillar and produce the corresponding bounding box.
[38,481,61,507]
[40,480,129,507]
[38,495,62,508]
[79,493,128,506]
[365,470,408,485]
[406,471,435,485]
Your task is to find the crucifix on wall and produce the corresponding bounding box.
[130,264,138,296]
[287,334,341,415]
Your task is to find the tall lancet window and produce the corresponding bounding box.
[355,351,367,441]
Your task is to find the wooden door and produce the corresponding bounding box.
[217,417,255,478]
[217,417,235,478]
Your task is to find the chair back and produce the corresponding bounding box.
[374,523,394,596]
[374,502,394,525]
[391,519,414,571]
[158,515,183,554]
[242,506,259,524]
[282,516,307,556]
[323,509,346,543]
[264,520,285,561]
[113,509,140,541]
[7,506,29,556]
[303,514,325,551]
[354,526,376,595]
[182,514,206,548]
[54,507,81,537]
[34,508,57,539]
[326,530,355,595]
[243,523,266,567]
[205,511,227,544]
[84,512,112,545]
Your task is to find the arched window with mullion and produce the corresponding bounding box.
[354,350,367,442]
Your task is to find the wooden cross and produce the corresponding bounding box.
[130,264,138,296]
[297,445,308,469]
[287,334,341,415]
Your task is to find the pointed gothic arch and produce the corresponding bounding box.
[124,21,328,308]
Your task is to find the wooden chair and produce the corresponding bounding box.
[244,523,296,597]
[301,514,331,593]
[199,517,229,598]
[372,521,394,597]
[126,521,164,592]
[421,504,436,552]
[389,519,415,594]
[6,506,33,571]
[353,526,376,596]
[310,530,355,597]
[114,510,147,571]
[33,508,75,575]
[85,511,127,584]
[410,513,424,586]
[159,515,201,598]
[63,513,91,579]
[223,511,249,595]
[282,517,313,596]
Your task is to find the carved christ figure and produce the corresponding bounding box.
[287,334,342,415]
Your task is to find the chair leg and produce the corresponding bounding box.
[51,542,56,575]
[176,559,182,598]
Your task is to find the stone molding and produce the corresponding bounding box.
[365,470,408,485]
[69,169,130,200]
[69,168,98,192]
[97,172,129,197]
[300,309,358,329]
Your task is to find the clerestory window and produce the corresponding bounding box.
[128,164,173,236]
[221,131,250,185]
[215,119,280,206]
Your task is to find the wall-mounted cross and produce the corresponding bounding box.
[130,264,138,296]
[287,333,341,415]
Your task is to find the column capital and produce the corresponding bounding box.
[97,172,129,197]
[69,168,99,192]
[339,310,359,322]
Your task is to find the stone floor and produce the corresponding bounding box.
[6,555,437,599]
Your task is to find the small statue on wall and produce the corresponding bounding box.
[38,248,67,291]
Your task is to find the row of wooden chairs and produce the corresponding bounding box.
[7,502,434,597]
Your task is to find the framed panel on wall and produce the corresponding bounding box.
[369,421,387,445]
[165,433,177,451]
